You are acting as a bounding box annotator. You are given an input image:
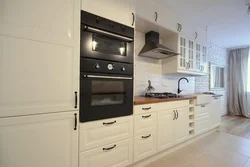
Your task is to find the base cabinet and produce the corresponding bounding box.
[0,111,78,167]
[79,139,133,167]
[210,97,222,128]
[134,132,157,162]
[175,108,189,143]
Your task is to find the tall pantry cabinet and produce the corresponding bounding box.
[0,1,80,167]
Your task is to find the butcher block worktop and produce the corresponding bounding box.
[134,96,197,105]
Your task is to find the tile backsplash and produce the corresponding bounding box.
[134,31,195,96]
[134,31,228,116]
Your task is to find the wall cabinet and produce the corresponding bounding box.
[82,0,135,27]
[135,0,156,23]
[0,111,78,167]
[157,107,189,151]
[0,0,80,117]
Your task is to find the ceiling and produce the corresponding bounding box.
[160,0,250,48]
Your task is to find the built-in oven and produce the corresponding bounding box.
[80,11,134,123]
[80,11,134,64]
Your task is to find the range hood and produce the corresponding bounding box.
[139,31,179,59]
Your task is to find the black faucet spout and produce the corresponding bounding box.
[177,77,189,94]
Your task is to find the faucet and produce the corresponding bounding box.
[177,77,189,94]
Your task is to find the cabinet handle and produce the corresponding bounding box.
[142,107,151,110]
[74,91,78,108]
[214,97,218,99]
[142,114,151,118]
[177,23,180,32]
[155,12,158,21]
[74,113,77,130]
[103,144,116,151]
[195,32,198,39]
[176,110,179,119]
[142,134,151,139]
[201,105,206,107]
[180,24,182,32]
[132,13,135,26]
[173,110,176,120]
[103,120,116,125]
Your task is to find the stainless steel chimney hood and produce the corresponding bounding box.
[139,31,179,59]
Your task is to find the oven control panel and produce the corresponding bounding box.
[81,58,133,75]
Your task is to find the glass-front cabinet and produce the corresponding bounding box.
[178,36,208,74]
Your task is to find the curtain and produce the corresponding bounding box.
[228,47,250,117]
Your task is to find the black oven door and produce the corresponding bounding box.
[80,74,133,122]
[80,27,134,64]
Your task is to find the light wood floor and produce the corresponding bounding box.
[221,115,250,139]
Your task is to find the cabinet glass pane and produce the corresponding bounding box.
[180,37,186,68]
[196,44,201,70]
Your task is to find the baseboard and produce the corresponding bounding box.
[129,128,218,167]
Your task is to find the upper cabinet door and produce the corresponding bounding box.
[0,111,78,167]
[0,0,79,46]
[157,3,179,32]
[195,27,207,42]
[135,0,157,22]
[82,0,135,27]
[179,37,188,70]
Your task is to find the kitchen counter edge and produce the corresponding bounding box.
[134,96,197,105]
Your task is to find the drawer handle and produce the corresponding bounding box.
[103,121,116,125]
[142,107,151,110]
[142,114,151,118]
[201,105,206,107]
[142,134,151,139]
[103,144,116,151]
[214,97,218,99]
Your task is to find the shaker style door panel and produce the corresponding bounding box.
[0,36,77,117]
[175,107,189,144]
[0,111,78,167]
[81,0,134,27]
[135,0,156,22]
[0,0,79,46]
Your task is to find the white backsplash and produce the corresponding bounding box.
[134,31,195,96]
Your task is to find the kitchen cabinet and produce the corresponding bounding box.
[134,132,157,162]
[210,97,222,129]
[134,112,157,136]
[157,107,189,151]
[195,27,207,43]
[175,107,189,143]
[195,104,210,135]
[79,116,133,151]
[135,0,157,23]
[0,111,78,167]
[79,139,133,167]
[82,0,135,27]
[0,0,80,117]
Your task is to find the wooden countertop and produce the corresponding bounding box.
[134,96,197,105]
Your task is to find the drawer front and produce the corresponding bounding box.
[134,132,156,162]
[80,116,133,151]
[134,103,158,115]
[195,115,209,135]
[134,112,156,136]
[195,104,209,117]
[157,100,189,111]
[79,139,133,167]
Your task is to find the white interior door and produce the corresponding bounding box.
[175,107,189,144]
[0,111,78,167]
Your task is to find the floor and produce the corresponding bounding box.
[220,115,250,139]
[144,115,250,167]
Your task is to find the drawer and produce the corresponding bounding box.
[134,132,156,162]
[134,103,158,115]
[195,104,209,117]
[134,112,156,136]
[157,100,189,111]
[79,139,133,167]
[79,116,133,151]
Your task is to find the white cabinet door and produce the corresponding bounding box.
[79,116,133,151]
[0,0,80,117]
[210,97,222,128]
[135,0,157,22]
[179,36,188,70]
[79,139,133,167]
[195,115,209,135]
[82,0,135,27]
[0,111,78,167]
[187,39,195,70]
[134,132,157,162]
[201,45,208,73]
[157,3,179,32]
[175,107,189,144]
[195,43,202,72]
[195,27,207,43]
[0,0,79,46]
[157,109,175,151]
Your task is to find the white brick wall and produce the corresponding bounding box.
[134,31,228,116]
